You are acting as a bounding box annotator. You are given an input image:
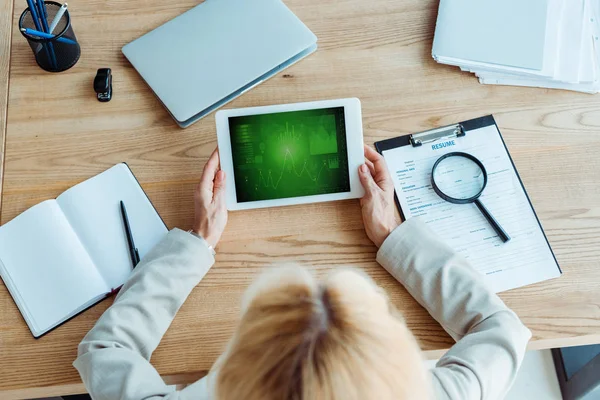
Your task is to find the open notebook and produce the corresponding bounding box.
[0,164,168,337]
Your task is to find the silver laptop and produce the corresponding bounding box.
[122,0,317,128]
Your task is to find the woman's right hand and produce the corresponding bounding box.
[358,145,402,248]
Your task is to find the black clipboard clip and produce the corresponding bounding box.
[410,123,466,147]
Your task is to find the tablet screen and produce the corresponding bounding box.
[229,107,351,203]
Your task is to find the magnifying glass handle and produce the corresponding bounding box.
[474,199,511,243]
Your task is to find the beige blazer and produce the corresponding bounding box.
[73,218,531,399]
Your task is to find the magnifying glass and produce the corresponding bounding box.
[431,152,511,243]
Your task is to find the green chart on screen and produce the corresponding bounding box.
[229,107,351,203]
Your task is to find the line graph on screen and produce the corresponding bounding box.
[257,148,328,190]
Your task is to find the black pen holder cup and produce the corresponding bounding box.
[19,1,80,73]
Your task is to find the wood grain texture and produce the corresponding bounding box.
[0,0,13,215]
[2,0,600,397]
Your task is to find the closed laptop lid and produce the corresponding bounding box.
[122,0,317,123]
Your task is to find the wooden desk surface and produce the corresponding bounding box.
[2,0,600,398]
[0,0,12,203]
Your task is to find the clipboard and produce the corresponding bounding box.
[374,115,561,292]
[375,116,487,219]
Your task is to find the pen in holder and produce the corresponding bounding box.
[19,1,80,73]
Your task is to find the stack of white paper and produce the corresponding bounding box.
[432,0,600,94]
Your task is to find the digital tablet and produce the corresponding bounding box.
[216,98,365,210]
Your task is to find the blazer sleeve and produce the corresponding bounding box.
[73,228,215,400]
[376,218,532,400]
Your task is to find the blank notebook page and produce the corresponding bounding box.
[57,164,168,290]
[0,201,108,334]
[433,0,549,70]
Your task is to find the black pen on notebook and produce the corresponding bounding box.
[120,200,140,268]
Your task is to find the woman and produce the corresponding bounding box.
[74,146,531,400]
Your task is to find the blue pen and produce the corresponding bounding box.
[25,0,54,68]
[25,0,42,32]
[34,0,58,69]
[36,0,51,34]
[21,28,78,45]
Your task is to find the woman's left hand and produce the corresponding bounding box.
[192,148,228,248]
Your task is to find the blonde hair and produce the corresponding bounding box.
[214,266,431,400]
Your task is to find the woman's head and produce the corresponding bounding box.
[215,266,430,400]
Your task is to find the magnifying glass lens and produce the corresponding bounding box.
[432,155,485,200]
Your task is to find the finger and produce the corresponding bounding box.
[200,148,220,191]
[358,164,378,195]
[364,145,385,172]
[364,145,393,190]
[365,159,376,176]
[213,170,227,204]
[363,144,381,161]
